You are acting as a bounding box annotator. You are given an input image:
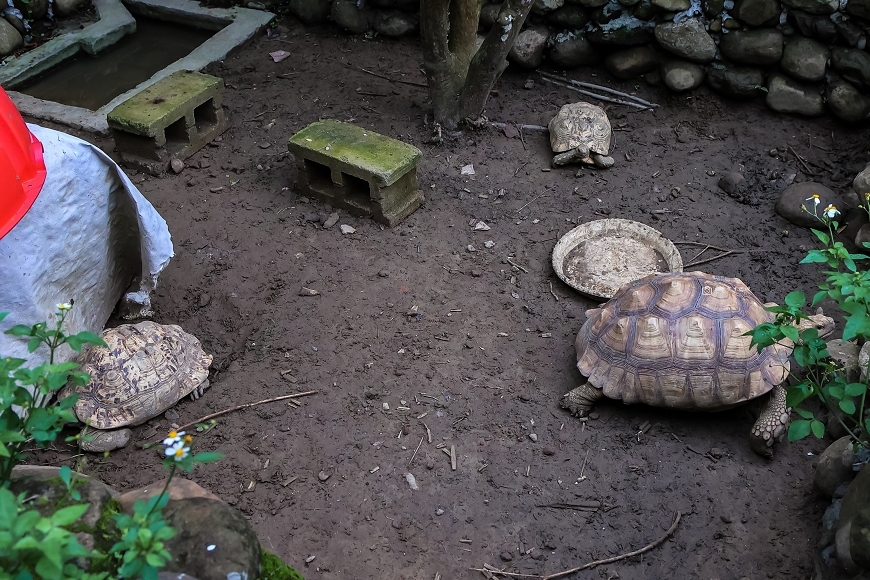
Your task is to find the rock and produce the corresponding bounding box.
[119,477,222,514]
[855,165,870,200]
[340,224,356,234]
[162,498,261,580]
[780,0,838,14]
[587,16,654,45]
[287,0,332,24]
[9,466,119,528]
[12,0,47,19]
[479,3,501,28]
[604,45,658,79]
[373,10,417,36]
[828,339,861,383]
[837,464,870,574]
[827,79,870,123]
[776,182,841,227]
[705,63,765,99]
[0,18,22,57]
[733,0,781,25]
[704,0,725,15]
[831,48,870,91]
[405,472,419,490]
[574,0,610,6]
[322,212,340,229]
[816,436,860,498]
[547,5,591,28]
[850,506,870,571]
[170,159,184,174]
[500,551,514,561]
[859,342,870,382]
[661,60,705,91]
[3,13,25,36]
[787,9,838,42]
[81,428,132,452]
[855,223,870,251]
[719,29,784,65]
[532,0,565,13]
[632,1,657,19]
[651,0,690,10]
[654,19,716,63]
[718,171,746,196]
[780,37,828,82]
[53,0,87,17]
[509,26,550,69]
[846,0,870,19]
[832,13,863,47]
[332,0,372,33]
[549,32,598,68]
[765,74,824,116]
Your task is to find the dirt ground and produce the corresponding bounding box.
[27,16,870,580]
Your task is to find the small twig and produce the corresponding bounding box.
[144,391,318,444]
[787,144,814,175]
[490,121,548,132]
[683,251,735,268]
[355,65,427,87]
[514,161,530,177]
[548,280,560,302]
[516,193,548,214]
[506,257,529,273]
[471,511,681,579]
[538,75,655,110]
[540,72,659,108]
[408,436,424,466]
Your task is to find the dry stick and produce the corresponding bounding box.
[516,193,548,214]
[408,436,425,466]
[471,511,682,580]
[490,121,548,132]
[506,257,529,273]
[548,280,560,302]
[355,65,427,88]
[538,76,652,110]
[683,251,735,268]
[147,391,318,443]
[514,161,530,177]
[787,144,815,175]
[539,72,659,108]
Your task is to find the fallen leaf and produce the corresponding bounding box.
[269,50,291,63]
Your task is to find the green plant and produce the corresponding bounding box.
[261,550,305,580]
[748,194,870,449]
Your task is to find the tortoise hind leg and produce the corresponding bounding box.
[749,384,789,459]
[561,383,604,417]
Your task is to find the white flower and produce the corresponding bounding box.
[164,441,190,461]
[162,430,185,447]
[56,303,72,311]
[805,194,820,209]
[824,204,840,219]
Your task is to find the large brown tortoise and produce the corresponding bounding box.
[560,271,834,458]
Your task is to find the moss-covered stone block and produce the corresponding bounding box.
[107,70,229,175]
[288,120,424,226]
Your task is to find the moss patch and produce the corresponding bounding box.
[261,550,305,580]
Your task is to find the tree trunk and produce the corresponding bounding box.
[420,0,534,129]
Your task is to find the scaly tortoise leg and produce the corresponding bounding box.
[560,383,605,417]
[749,384,790,459]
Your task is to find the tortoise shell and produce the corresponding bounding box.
[575,271,792,410]
[66,321,212,429]
[548,102,612,156]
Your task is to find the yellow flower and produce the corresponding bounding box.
[183,435,193,444]
[56,303,72,311]
[162,430,185,446]
[824,204,840,219]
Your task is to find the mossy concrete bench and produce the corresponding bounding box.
[107,70,229,175]
[287,120,424,226]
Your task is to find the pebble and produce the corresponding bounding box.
[467,245,477,252]
[317,471,330,481]
[322,212,339,229]
[500,551,514,561]
[484,240,495,248]
[529,433,538,442]
[588,412,600,420]
[474,220,491,231]
[382,402,390,410]
[718,172,746,196]
[436,508,445,516]
[378,270,389,278]
[543,447,555,456]
[170,159,184,173]
[340,224,356,234]
[710,447,725,459]
[405,473,419,490]
[164,409,180,421]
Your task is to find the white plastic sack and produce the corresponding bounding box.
[0,124,174,367]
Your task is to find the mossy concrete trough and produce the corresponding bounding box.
[107,70,229,175]
[288,120,424,226]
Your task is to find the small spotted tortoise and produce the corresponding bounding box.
[561,271,834,458]
[548,102,615,169]
[61,321,212,452]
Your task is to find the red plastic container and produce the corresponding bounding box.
[0,87,46,240]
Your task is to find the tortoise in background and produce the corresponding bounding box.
[561,271,834,458]
[548,102,615,169]
[61,321,212,452]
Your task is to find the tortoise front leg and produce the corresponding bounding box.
[749,384,790,459]
[560,383,604,417]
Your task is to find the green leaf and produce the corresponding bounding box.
[780,325,800,343]
[811,420,826,438]
[784,291,806,308]
[5,324,34,337]
[788,419,812,441]
[811,229,831,245]
[840,399,857,415]
[192,451,224,464]
[51,504,88,527]
[26,337,42,353]
[145,552,167,567]
[812,290,829,305]
[801,251,830,264]
[792,407,814,419]
[73,332,105,347]
[843,310,869,342]
[845,383,867,397]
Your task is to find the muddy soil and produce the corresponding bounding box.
[28,16,870,580]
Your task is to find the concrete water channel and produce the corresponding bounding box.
[0,0,273,134]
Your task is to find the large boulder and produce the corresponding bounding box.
[827,79,870,123]
[288,0,332,24]
[775,182,842,227]
[547,5,591,28]
[12,0,47,19]
[332,0,372,33]
[661,60,705,91]
[705,63,765,99]
[54,0,88,17]
[373,10,417,36]
[604,45,659,79]
[837,464,870,574]
[780,0,838,14]
[0,18,22,57]
[831,48,870,91]
[765,74,824,116]
[733,0,781,26]
[654,19,717,63]
[651,0,691,9]
[532,0,566,13]
[719,29,784,65]
[509,26,550,69]
[855,166,870,200]
[815,436,860,498]
[549,32,599,68]
[587,16,655,45]
[162,498,262,580]
[780,37,828,82]
[846,0,870,18]
[119,477,222,514]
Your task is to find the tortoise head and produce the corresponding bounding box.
[798,307,835,339]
